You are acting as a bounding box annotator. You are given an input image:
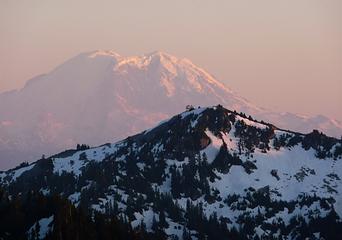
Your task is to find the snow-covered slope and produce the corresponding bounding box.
[0,50,341,169]
[1,106,341,239]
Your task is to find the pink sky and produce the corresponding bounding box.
[0,0,341,120]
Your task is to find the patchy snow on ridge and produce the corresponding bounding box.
[52,143,118,176]
[180,107,206,119]
[235,115,268,129]
[1,105,341,239]
[0,163,36,183]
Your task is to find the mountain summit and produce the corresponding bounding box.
[0,50,341,169]
[1,105,341,239]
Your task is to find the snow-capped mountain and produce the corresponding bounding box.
[1,106,341,239]
[0,50,341,169]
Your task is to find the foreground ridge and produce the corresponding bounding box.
[1,105,342,239]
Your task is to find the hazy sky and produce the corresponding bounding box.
[1,0,341,120]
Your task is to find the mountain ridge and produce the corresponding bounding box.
[0,50,341,170]
[1,105,341,239]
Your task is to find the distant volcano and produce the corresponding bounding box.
[0,50,341,169]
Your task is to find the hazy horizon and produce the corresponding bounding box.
[1,0,341,121]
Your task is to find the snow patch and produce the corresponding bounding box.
[27,215,54,239]
[200,130,223,163]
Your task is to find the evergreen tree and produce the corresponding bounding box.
[182,227,192,240]
[159,210,169,228]
[151,214,158,232]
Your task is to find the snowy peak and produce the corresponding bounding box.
[88,50,122,59]
[83,50,181,69]
[144,50,178,62]
[81,50,230,92]
[0,50,341,170]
